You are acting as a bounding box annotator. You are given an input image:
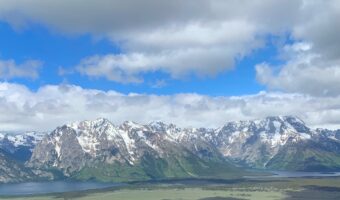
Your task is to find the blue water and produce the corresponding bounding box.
[0,181,122,196]
[269,171,340,178]
[2,172,340,196]
[244,171,340,178]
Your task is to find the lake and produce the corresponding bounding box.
[269,171,340,178]
[2,171,340,196]
[244,170,340,178]
[0,181,123,196]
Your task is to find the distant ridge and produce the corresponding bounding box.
[1,116,340,183]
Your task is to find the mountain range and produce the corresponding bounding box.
[1,116,340,183]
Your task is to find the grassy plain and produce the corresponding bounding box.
[2,177,340,200]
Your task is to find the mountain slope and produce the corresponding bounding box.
[208,116,312,168]
[208,116,340,171]
[0,132,44,162]
[5,115,340,183]
[28,119,240,182]
[0,149,36,183]
[266,136,340,171]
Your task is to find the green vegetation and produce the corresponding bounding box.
[74,162,149,182]
[3,177,340,200]
[73,151,242,182]
[266,141,340,171]
[0,187,285,200]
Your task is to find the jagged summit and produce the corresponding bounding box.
[148,121,168,130]
[67,117,113,129]
[121,120,144,130]
[221,115,305,127]
[0,131,44,148]
[262,115,307,127]
[60,116,308,135]
[28,117,239,181]
[2,115,340,183]
[218,116,309,136]
[265,115,304,122]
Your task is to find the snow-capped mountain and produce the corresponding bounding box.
[209,116,315,168]
[0,132,56,183]
[0,132,45,162]
[28,118,236,181]
[209,116,340,171]
[2,116,340,183]
[0,149,36,183]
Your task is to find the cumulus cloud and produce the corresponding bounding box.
[256,41,340,97]
[0,59,42,80]
[1,82,340,132]
[76,20,262,82]
[254,1,340,96]
[292,0,340,60]
[0,0,339,102]
[0,0,305,82]
[0,0,300,34]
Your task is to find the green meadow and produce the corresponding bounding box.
[2,177,340,200]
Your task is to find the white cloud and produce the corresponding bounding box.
[76,20,262,82]
[255,0,340,96]
[0,59,42,80]
[0,0,299,34]
[0,0,303,82]
[1,0,340,96]
[256,42,340,97]
[292,0,340,60]
[1,82,340,132]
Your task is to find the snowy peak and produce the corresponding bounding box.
[264,115,304,123]
[148,121,170,131]
[0,131,45,162]
[32,119,187,170]
[67,118,113,132]
[212,116,315,167]
[47,116,314,158]
[316,128,340,141]
[0,133,4,140]
[26,116,340,175]
[219,120,256,134]
[261,116,310,133]
[0,132,45,148]
[219,116,311,138]
[121,120,145,131]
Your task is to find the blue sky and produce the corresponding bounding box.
[0,0,340,131]
[0,21,276,96]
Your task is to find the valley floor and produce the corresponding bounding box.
[2,177,340,200]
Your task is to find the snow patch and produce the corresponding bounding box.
[299,132,311,140]
[77,131,100,154]
[273,121,281,133]
[54,136,61,158]
[118,130,136,156]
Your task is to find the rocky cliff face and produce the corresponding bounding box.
[28,119,236,181]
[209,116,315,168]
[0,132,45,162]
[28,116,340,174]
[3,116,340,183]
[0,150,35,183]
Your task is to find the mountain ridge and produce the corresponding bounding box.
[27,118,240,182]
[1,115,340,183]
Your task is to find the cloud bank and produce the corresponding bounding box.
[0,0,338,94]
[1,82,340,132]
[0,1,339,89]
[0,0,334,85]
[0,1,339,131]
